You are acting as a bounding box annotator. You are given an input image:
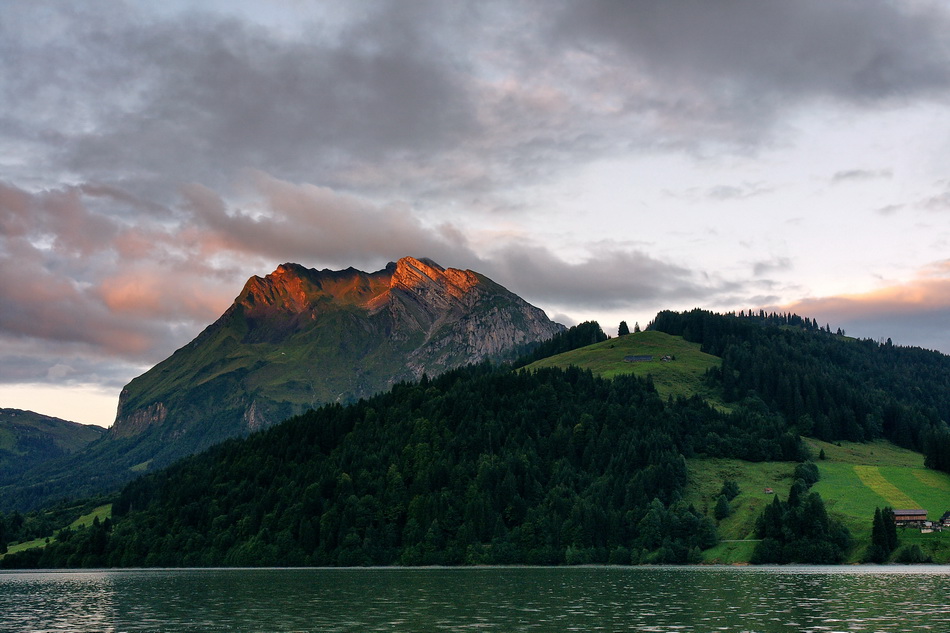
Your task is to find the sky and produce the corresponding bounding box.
[2,1,950,427]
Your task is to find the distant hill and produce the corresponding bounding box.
[0,409,105,481]
[0,257,563,511]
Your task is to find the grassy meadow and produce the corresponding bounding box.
[526,331,725,406]
[2,504,112,558]
[691,439,950,563]
[686,457,798,564]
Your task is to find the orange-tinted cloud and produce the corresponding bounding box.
[97,269,234,321]
[778,262,950,352]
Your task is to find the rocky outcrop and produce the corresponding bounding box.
[110,399,168,439]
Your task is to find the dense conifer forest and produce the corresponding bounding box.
[2,362,802,567]
[650,309,950,473]
[2,310,948,568]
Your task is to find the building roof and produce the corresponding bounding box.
[893,509,928,516]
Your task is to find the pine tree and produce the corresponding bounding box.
[882,507,898,553]
[618,321,630,336]
[714,495,731,521]
[868,507,887,562]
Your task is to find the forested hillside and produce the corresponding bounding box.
[2,362,802,568]
[0,410,105,483]
[649,310,950,472]
[4,309,949,568]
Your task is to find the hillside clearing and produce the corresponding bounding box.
[527,330,725,405]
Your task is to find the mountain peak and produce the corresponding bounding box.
[390,256,481,304]
[110,257,563,457]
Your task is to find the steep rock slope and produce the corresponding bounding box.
[110,257,563,453]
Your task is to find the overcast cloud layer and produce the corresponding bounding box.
[3,1,950,425]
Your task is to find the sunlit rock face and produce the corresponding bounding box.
[109,257,563,463]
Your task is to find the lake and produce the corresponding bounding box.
[1,566,948,632]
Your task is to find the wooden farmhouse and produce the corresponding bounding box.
[893,509,927,527]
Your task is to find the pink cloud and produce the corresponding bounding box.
[785,264,950,319]
[777,262,950,352]
[97,268,234,321]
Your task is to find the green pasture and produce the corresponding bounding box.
[690,439,950,563]
[527,330,725,405]
[68,504,112,530]
[2,504,112,558]
[686,457,797,563]
[807,440,950,562]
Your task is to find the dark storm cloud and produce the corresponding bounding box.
[557,1,950,99]
[1,2,480,199]
[554,1,950,146]
[7,1,950,203]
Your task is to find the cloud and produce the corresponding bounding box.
[779,261,950,353]
[752,257,793,277]
[10,1,949,212]
[707,182,773,201]
[556,2,950,105]
[2,3,483,201]
[5,0,950,405]
[177,173,483,271]
[876,203,905,216]
[481,243,737,310]
[920,188,950,211]
[1,171,757,390]
[832,169,893,183]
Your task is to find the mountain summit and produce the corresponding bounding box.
[109,257,563,460]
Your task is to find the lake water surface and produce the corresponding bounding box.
[1,566,948,632]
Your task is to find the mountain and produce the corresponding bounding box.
[0,409,105,481]
[111,256,563,446]
[0,257,563,511]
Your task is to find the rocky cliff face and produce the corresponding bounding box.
[108,257,563,461]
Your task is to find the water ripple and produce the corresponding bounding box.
[1,566,948,632]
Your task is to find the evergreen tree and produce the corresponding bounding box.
[618,321,630,336]
[866,507,887,563]
[714,495,731,521]
[719,480,740,501]
[881,507,898,553]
